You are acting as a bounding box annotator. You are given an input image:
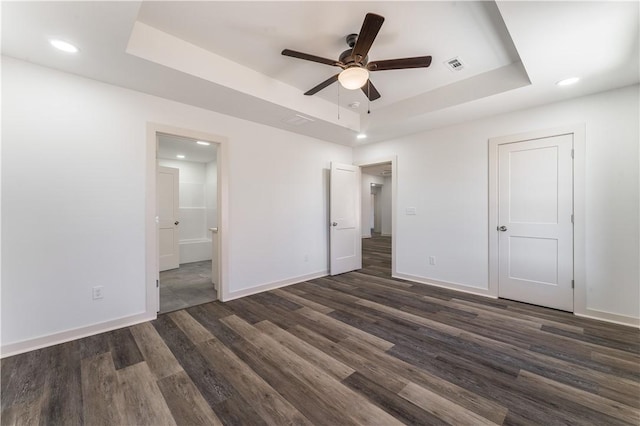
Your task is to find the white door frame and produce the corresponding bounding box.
[489,125,586,314]
[354,156,398,277]
[145,123,230,317]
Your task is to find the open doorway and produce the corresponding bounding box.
[360,161,393,277]
[156,133,219,313]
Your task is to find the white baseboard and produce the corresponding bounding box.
[1,312,156,358]
[575,309,640,328]
[393,272,496,298]
[222,270,328,302]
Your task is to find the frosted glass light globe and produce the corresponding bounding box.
[338,67,370,90]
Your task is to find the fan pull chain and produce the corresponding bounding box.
[367,80,371,114]
[337,83,340,120]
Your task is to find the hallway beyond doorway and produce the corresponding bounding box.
[362,233,391,278]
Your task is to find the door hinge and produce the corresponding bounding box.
[571,149,574,158]
[571,279,574,289]
[571,214,574,224]
[156,279,159,288]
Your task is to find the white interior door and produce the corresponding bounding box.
[497,134,574,311]
[158,166,180,271]
[330,162,361,275]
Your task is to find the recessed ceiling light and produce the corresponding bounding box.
[357,134,367,140]
[196,141,210,146]
[49,39,79,53]
[556,77,580,86]
[176,154,185,159]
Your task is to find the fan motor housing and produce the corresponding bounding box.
[340,33,368,66]
[340,49,368,67]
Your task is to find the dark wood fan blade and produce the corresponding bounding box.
[304,74,340,95]
[282,49,342,67]
[368,56,432,71]
[352,13,385,62]
[361,79,381,101]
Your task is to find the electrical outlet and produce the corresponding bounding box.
[92,286,104,300]
[429,256,436,266]
[304,254,309,262]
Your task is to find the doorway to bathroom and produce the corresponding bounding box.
[156,133,219,313]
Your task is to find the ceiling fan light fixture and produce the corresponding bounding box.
[338,67,369,90]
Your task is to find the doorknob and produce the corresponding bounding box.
[175,221,180,226]
[497,225,507,232]
[332,222,338,227]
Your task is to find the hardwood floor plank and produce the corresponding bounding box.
[273,288,335,314]
[250,291,304,311]
[254,320,355,380]
[448,297,585,334]
[130,322,183,380]
[0,350,47,411]
[399,381,501,425]
[39,341,83,425]
[296,306,395,351]
[228,338,352,425]
[356,297,465,336]
[107,328,144,370]
[342,371,449,426]
[170,310,215,345]
[152,314,234,406]
[186,304,240,347]
[78,333,111,360]
[517,369,640,425]
[0,395,43,426]
[591,350,640,372]
[117,362,177,426]
[81,352,127,426]
[288,324,409,394]
[212,396,269,426]
[157,370,223,426]
[221,315,404,426]
[339,336,510,424]
[541,324,640,353]
[197,337,312,425]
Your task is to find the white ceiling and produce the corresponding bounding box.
[157,134,217,163]
[2,1,638,147]
[362,163,392,177]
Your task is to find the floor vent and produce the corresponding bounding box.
[282,114,315,126]
[445,57,465,71]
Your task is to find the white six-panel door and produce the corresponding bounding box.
[158,166,180,271]
[330,162,362,275]
[497,134,574,311]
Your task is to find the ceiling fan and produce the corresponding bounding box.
[281,13,432,101]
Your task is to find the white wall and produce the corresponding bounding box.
[381,176,392,236]
[1,57,351,350]
[205,160,217,229]
[361,173,384,237]
[354,84,640,325]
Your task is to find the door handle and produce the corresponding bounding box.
[332,222,338,227]
[175,221,180,226]
[497,225,507,232]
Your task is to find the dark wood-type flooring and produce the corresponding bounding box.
[2,236,639,425]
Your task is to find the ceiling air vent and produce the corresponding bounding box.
[445,57,465,72]
[282,114,315,126]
